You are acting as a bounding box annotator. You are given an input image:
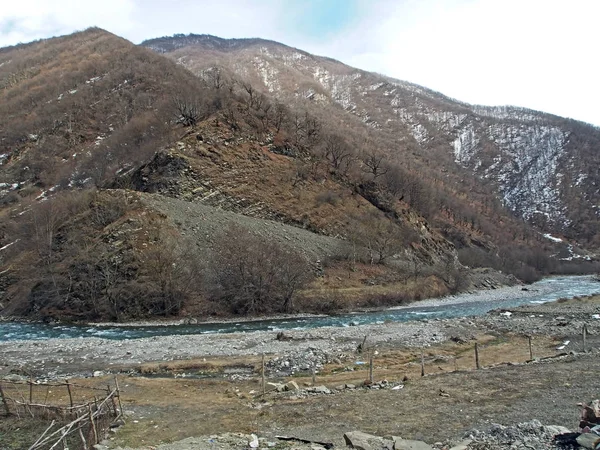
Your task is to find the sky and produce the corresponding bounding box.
[1,0,599,126]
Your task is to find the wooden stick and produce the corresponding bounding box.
[420,349,425,377]
[114,375,124,418]
[78,426,88,450]
[66,380,74,408]
[261,354,266,395]
[28,420,56,450]
[88,404,98,444]
[583,324,588,352]
[475,343,481,370]
[29,377,34,403]
[0,383,10,416]
[311,366,316,385]
[369,353,374,383]
[528,335,533,360]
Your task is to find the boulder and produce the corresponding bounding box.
[448,440,472,450]
[284,381,299,391]
[344,431,387,450]
[576,433,600,449]
[312,385,331,394]
[393,437,433,450]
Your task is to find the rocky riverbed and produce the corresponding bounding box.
[1,291,599,380]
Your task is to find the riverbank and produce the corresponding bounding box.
[3,295,600,450]
[2,292,599,381]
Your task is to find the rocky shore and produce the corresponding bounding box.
[1,288,599,380]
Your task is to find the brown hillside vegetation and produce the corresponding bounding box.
[0,30,597,321]
[142,34,600,248]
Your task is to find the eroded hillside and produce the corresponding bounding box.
[142,34,600,247]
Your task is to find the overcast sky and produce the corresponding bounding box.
[2,0,599,126]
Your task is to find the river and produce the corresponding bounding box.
[1,275,599,342]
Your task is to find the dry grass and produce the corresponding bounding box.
[61,331,564,448]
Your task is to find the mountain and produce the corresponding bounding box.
[141,34,600,247]
[0,29,596,322]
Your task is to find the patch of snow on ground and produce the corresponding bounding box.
[543,233,562,243]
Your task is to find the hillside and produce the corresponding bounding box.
[141,34,600,248]
[0,29,596,322]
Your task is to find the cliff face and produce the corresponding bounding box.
[142,34,600,246]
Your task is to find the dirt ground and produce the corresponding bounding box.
[2,296,599,449]
[85,334,598,449]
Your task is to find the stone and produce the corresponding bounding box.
[393,437,433,450]
[249,434,260,448]
[345,384,356,389]
[284,380,299,391]
[448,439,472,450]
[93,445,109,450]
[312,385,331,394]
[544,425,571,435]
[93,370,103,377]
[344,431,385,450]
[576,433,600,449]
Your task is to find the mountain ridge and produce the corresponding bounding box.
[0,28,596,322]
[141,33,600,246]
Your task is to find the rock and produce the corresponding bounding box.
[249,433,260,448]
[392,438,433,450]
[336,384,345,390]
[109,418,125,428]
[345,384,356,389]
[344,431,386,450]
[93,370,103,377]
[284,380,300,391]
[92,445,109,450]
[576,433,600,449]
[447,439,471,450]
[544,425,571,435]
[312,385,331,394]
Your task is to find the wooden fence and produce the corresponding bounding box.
[0,376,123,450]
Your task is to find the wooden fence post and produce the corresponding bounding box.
[420,348,425,377]
[528,335,533,360]
[369,353,374,383]
[29,376,34,403]
[311,366,316,385]
[66,380,74,408]
[475,343,481,370]
[0,383,10,416]
[261,354,266,395]
[583,324,588,352]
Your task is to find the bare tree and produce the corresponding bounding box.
[209,224,313,314]
[361,149,389,180]
[173,96,200,127]
[323,133,354,175]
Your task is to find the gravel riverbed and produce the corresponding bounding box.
[1,283,599,380]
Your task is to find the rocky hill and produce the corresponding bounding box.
[0,29,596,322]
[142,34,600,247]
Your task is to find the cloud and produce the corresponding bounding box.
[0,0,136,47]
[0,0,599,125]
[310,0,600,125]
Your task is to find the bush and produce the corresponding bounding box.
[208,224,313,314]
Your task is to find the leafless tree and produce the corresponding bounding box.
[323,133,354,175]
[209,224,313,314]
[173,96,200,127]
[361,149,389,180]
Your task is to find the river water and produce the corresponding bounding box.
[1,276,599,342]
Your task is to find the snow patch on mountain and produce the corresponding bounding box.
[253,57,280,92]
[453,122,480,165]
